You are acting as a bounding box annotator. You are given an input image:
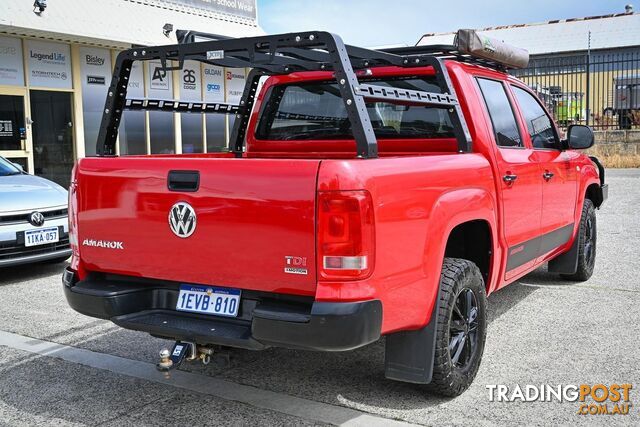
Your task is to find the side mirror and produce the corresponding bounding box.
[11,162,24,173]
[566,124,594,150]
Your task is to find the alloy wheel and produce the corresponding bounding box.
[449,288,479,369]
[584,215,596,266]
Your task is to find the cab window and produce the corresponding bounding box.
[512,86,559,150]
[256,77,455,140]
[476,78,523,148]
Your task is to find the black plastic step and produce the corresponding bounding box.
[113,310,266,350]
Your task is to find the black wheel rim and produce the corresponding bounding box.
[449,288,479,369]
[584,215,596,266]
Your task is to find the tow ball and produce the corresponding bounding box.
[156,341,214,372]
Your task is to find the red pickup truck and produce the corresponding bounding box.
[63,30,607,396]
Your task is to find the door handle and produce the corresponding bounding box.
[542,171,554,181]
[503,174,518,184]
[168,170,200,192]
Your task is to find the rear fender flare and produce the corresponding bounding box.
[384,188,497,385]
[420,188,498,324]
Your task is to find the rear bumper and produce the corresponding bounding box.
[62,268,382,351]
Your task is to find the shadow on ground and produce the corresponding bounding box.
[0,261,583,420]
[0,260,68,286]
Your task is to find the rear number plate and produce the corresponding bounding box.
[24,227,59,247]
[176,285,241,317]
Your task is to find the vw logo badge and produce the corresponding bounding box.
[29,211,45,227]
[169,202,197,238]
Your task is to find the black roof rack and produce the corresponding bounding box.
[97,31,490,158]
[380,44,512,72]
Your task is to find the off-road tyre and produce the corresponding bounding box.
[427,258,487,397]
[561,199,596,281]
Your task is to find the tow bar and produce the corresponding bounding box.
[156,341,214,372]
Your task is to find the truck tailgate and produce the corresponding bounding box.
[75,157,319,296]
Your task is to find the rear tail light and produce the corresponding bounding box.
[317,190,375,280]
[68,178,79,258]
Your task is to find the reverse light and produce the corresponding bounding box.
[324,256,368,270]
[317,190,375,280]
[68,179,79,258]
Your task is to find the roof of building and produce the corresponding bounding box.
[417,12,640,55]
[0,0,264,49]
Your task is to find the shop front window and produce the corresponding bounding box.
[119,61,146,155]
[30,90,74,188]
[180,60,204,153]
[147,61,174,154]
[149,111,175,154]
[206,115,227,152]
[0,95,26,151]
[203,65,227,152]
[0,36,25,86]
[80,47,112,156]
[120,112,147,155]
[224,68,246,150]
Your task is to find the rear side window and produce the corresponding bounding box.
[477,78,523,148]
[256,77,454,140]
[511,86,559,149]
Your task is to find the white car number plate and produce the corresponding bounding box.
[176,285,241,317]
[24,227,59,247]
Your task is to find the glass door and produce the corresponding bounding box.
[30,90,74,188]
[0,87,32,171]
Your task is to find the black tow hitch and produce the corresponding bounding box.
[157,341,214,372]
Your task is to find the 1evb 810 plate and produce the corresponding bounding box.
[176,285,241,317]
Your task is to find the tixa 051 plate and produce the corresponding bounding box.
[176,285,241,317]
[24,227,59,247]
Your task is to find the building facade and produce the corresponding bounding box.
[0,0,262,187]
[417,10,640,130]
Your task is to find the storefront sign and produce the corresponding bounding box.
[26,40,72,89]
[225,68,246,103]
[146,61,173,100]
[147,61,172,93]
[80,47,112,156]
[128,61,144,97]
[0,120,13,137]
[181,60,202,102]
[87,76,106,85]
[0,36,25,86]
[203,65,225,102]
[165,0,256,19]
[80,47,112,87]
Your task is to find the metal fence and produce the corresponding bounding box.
[510,49,640,130]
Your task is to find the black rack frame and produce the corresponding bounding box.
[380,44,515,72]
[97,31,479,158]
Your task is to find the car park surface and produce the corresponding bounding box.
[0,169,637,426]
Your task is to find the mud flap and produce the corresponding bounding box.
[384,297,439,384]
[548,231,580,275]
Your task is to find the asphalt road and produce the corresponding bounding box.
[0,169,638,426]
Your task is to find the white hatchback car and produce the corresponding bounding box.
[0,156,71,267]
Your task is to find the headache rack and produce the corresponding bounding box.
[97,30,527,158]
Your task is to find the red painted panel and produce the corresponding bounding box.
[75,156,320,296]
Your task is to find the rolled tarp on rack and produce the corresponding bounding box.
[455,29,529,69]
